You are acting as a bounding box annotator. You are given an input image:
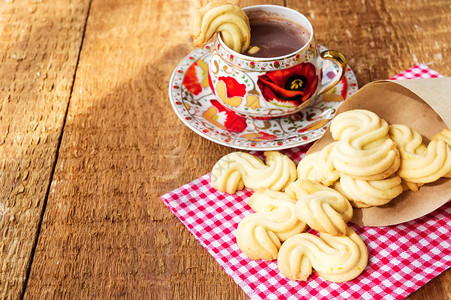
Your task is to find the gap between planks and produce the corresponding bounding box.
[19,1,94,298]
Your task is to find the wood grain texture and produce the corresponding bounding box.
[24,0,259,298]
[0,1,90,299]
[0,0,448,299]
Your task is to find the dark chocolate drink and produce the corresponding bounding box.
[247,17,310,58]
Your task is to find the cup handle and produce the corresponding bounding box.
[317,50,347,95]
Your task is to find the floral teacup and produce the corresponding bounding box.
[208,5,346,119]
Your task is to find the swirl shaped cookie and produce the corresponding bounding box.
[331,109,388,142]
[330,110,400,180]
[297,142,340,186]
[211,151,297,194]
[388,124,426,154]
[277,227,368,282]
[236,189,307,261]
[432,129,451,177]
[334,175,403,208]
[285,180,353,236]
[190,1,251,53]
[387,124,428,189]
[432,129,451,144]
[389,124,451,183]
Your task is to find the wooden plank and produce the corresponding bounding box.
[0,1,91,299]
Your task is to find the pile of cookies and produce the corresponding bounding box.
[210,109,451,282]
[300,109,451,207]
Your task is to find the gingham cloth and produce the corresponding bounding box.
[390,63,442,80]
[161,64,450,300]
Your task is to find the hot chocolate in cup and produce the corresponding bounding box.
[208,5,346,119]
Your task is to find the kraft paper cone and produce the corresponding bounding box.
[308,78,451,226]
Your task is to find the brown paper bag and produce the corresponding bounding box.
[308,78,451,226]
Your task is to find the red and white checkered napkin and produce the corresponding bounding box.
[161,65,450,300]
[389,63,442,80]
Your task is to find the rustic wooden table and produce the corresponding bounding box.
[1,0,450,299]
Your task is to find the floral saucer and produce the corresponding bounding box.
[168,44,358,150]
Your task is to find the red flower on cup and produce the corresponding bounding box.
[208,74,247,99]
[257,62,319,106]
[218,76,247,97]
